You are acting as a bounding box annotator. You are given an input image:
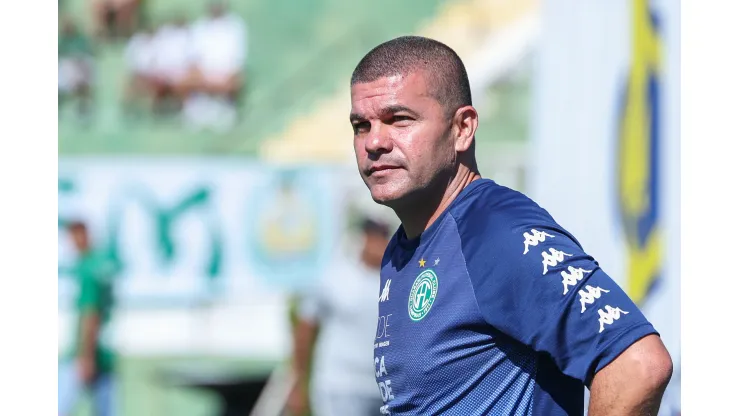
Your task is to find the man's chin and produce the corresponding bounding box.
[369,187,407,208]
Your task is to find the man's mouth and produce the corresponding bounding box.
[368,164,401,175]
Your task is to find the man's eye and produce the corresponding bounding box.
[353,122,370,134]
[392,115,413,124]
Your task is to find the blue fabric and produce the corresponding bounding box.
[374,179,658,415]
[58,360,117,416]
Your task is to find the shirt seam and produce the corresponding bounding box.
[450,213,540,415]
[589,322,657,377]
[449,216,487,328]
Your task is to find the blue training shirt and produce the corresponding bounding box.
[374,179,658,415]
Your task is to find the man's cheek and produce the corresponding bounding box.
[353,142,364,157]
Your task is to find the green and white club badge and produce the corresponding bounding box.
[408,269,439,321]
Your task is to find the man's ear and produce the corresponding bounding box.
[453,105,478,152]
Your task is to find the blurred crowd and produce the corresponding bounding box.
[58,1,247,132]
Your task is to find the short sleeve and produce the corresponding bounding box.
[78,270,101,311]
[456,199,658,384]
[296,285,325,323]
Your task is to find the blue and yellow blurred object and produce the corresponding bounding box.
[617,0,663,306]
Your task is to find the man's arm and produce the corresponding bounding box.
[78,310,100,384]
[286,293,322,416]
[588,334,673,416]
[455,191,667,410]
[77,270,102,384]
[291,317,318,391]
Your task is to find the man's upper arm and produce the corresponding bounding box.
[455,201,659,384]
[588,334,673,415]
[591,333,673,387]
[295,285,325,324]
[78,271,101,312]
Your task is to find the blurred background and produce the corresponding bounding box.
[57,0,680,415]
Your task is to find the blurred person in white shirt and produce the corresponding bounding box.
[148,15,195,114]
[181,1,246,131]
[287,218,388,416]
[122,23,157,116]
[189,1,246,102]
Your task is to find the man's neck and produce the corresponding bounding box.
[397,169,481,239]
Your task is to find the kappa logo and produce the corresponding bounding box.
[561,266,593,294]
[542,248,572,275]
[523,229,555,254]
[598,305,629,333]
[408,269,439,321]
[578,285,610,313]
[379,279,391,303]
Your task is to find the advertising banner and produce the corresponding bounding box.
[58,159,362,307]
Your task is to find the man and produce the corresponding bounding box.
[149,15,195,114]
[349,36,673,415]
[123,23,157,116]
[58,221,117,416]
[188,1,247,102]
[287,218,390,416]
[182,1,247,131]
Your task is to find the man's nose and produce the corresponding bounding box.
[365,124,393,155]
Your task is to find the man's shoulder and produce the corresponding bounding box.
[316,257,365,287]
[448,180,588,281]
[80,251,118,281]
[449,179,557,241]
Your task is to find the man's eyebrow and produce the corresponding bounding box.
[380,105,420,118]
[349,105,420,123]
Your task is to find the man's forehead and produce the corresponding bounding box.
[350,72,434,116]
[351,74,404,99]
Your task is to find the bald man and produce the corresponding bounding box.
[349,36,672,416]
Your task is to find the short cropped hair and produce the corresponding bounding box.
[360,217,390,238]
[66,220,87,233]
[351,36,472,115]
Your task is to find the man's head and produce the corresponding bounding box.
[209,1,226,18]
[359,218,390,270]
[67,220,90,253]
[173,14,188,27]
[60,15,77,35]
[350,36,479,210]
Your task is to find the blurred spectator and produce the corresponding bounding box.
[91,0,143,41]
[150,15,195,114]
[189,1,247,101]
[58,221,118,416]
[287,218,389,416]
[122,23,157,117]
[124,15,196,117]
[182,1,247,131]
[58,16,95,121]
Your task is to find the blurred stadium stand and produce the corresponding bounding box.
[59,0,449,155]
[59,0,534,173]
